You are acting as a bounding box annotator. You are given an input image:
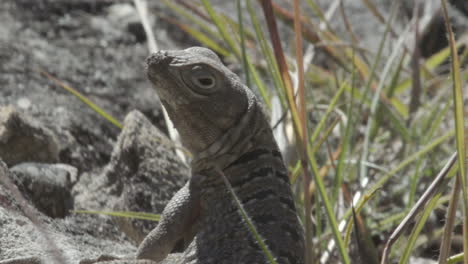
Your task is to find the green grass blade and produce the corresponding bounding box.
[306,146,351,264]
[73,210,160,221]
[161,0,220,41]
[447,252,464,264]
[162,15,230,57]
[39,70,122,129]
[398,194,441,264]
[237,0,251,87]
[348,129,455,222]
[310,82,346,144]
[215,167,278,264]
[360,11,407,183]
[440,1,468,261]
[438,175,461,264]
[201,0,270,107]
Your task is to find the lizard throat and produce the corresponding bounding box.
[193,100,260,170]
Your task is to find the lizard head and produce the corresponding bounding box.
[146,47,262,162]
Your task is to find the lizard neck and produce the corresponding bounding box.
[191,95,271,173]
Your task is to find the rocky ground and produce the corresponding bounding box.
[0,0,467,263]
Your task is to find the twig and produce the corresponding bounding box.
[380,152,457,264]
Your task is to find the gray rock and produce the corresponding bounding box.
[0,106,60,167]
[74,110,189,244]
[0,0,175,173]
[106,4,146,43]
[10,162,77,218]
[0,160,135,264]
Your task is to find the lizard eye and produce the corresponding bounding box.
[192,69,215,89]
[182,65,218,95]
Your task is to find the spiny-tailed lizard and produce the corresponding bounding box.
[0,47,305,264]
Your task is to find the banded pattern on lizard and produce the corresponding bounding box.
[135,47,305,264]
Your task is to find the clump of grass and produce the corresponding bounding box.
[158,0,467,263]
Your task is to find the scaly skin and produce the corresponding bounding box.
[138,47,305,263]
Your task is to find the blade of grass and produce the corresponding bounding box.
[260,1,350,262]
[134,0,157,53]
[73,210,160,221]
[306,145,350,264]
[438,175,461,264]
[292,0,312,262]
[237,0,251,88]
[360,0,385,24]
[373,50,409,140]
[447,252,464,264]
[393,44,456,96]
[347,129,455,238]
[39,69,123,129]
[380,152,458,264]
[258,0,302,140]
[160,15,230,57]
[269,1,350,72]
[338,0,367,63]
[408,3,422,122]
[246,0,286,106]
[161,0,221,40]
[441,1,468,262]
[310,82,346,144]
[344,187,380,246]
[134,0,187,163]
[398,193,442,264]
[352,206,380,264]
[40,69,191,157]
[336,48,357,208]
[360,8,407,186]
[305,0,334,33]
[215,167,278,264]
[200,0,270,107]
[358,3,394,115]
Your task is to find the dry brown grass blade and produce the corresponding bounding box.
[267,2,400,114]
[408,3,422,122]
[440,0,468,262]
[352,207,379,264]
[438,175,461,264]
[267,1,348,71]
[380,152,457,264]
[258,0,302,140]
[176,0,211,22]
[292,0,312,262]
[360,0,385,24]
[338,0,366,61]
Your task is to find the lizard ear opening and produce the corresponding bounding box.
[182,65,219,95]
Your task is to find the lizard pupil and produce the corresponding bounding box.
[182,65,217,94]
[198,77,213,86]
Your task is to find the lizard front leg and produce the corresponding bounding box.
[79,176,200,264]
[136,177,200,262]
